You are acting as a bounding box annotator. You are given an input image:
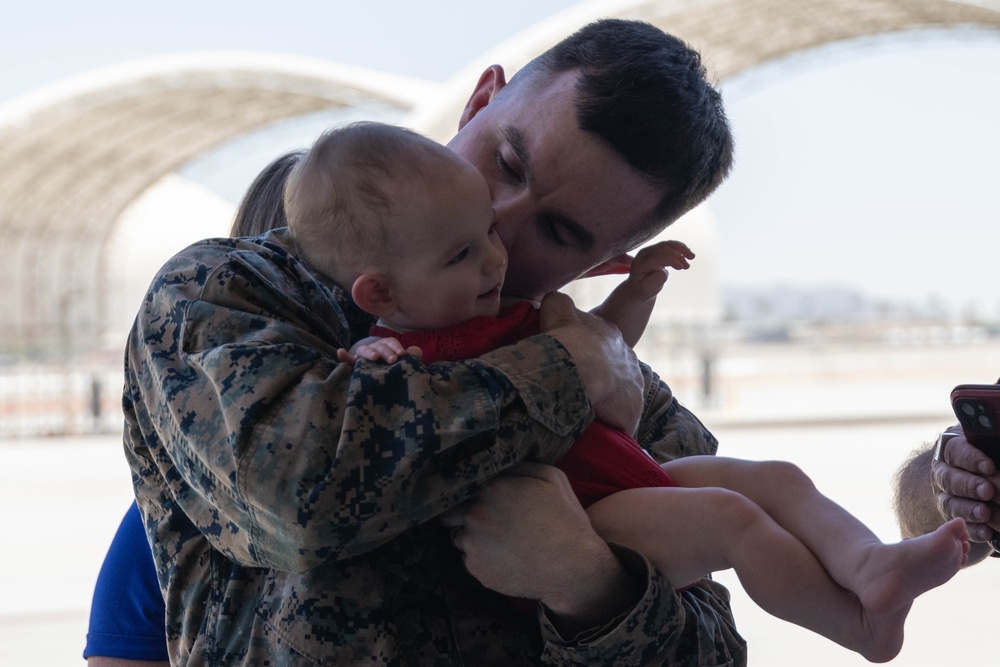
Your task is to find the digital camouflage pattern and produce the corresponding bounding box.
[123,228,747,666]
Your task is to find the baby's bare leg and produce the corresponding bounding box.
[587,486,903,661]
[587,474,968,662]
[663,456,968,614]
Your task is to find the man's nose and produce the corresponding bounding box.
[491,188,532,247]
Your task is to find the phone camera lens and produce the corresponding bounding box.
[980,415,994,430]
[962,402,976,417]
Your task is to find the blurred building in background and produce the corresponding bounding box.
[2,0,999,436]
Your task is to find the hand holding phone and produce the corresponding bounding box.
[951,383,1000,466]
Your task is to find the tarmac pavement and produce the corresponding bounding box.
[4,418,999,666]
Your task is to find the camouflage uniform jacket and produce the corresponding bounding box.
[123,229,747,666]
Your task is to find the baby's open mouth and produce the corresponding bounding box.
[478,284,502,300]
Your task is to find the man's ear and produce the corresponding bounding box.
[457,65,508,130]
[352,273,396,318]
[582,254,633,278]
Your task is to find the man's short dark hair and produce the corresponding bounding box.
[517,19,734,241]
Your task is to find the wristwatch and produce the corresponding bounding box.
[932,429,963,462]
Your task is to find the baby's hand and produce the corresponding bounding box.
[337,337,423,364]
[625,240,694,302]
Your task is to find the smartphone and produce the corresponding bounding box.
[951,383,1000,466]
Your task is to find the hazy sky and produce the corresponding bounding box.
[4,0,999,315]
[715,31,1000,314]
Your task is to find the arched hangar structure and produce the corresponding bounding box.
[1,0,999,358]
[0,54,438,356]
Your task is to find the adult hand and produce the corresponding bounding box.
[538,292,643,435]
[932,430,1000,543]
[440,462,641,634]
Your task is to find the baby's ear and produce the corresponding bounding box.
[352,273,396,318]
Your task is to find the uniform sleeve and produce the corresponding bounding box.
[538,546,746,666]
[126,243,593,572]
[635,361,718,463]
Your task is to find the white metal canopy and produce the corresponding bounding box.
[1,0,998,355]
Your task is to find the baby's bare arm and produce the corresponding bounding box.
[590,240,694,347]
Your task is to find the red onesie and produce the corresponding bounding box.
[370,301,676,507]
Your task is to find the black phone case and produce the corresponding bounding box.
[951,384,1000,466]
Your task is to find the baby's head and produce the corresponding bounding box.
[286,122,507,331]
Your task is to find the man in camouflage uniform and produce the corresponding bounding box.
[124,19,746,666]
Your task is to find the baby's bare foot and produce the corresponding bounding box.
[858,517,968,614]
[851,519,967,662]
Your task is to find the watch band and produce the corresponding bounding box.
[932,430,963,462]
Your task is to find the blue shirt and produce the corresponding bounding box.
[83,501,169,662]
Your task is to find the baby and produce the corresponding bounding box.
[285,121,969,664]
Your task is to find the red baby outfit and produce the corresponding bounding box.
[370,301,676,507]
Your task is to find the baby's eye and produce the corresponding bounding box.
[447,247,470,266]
